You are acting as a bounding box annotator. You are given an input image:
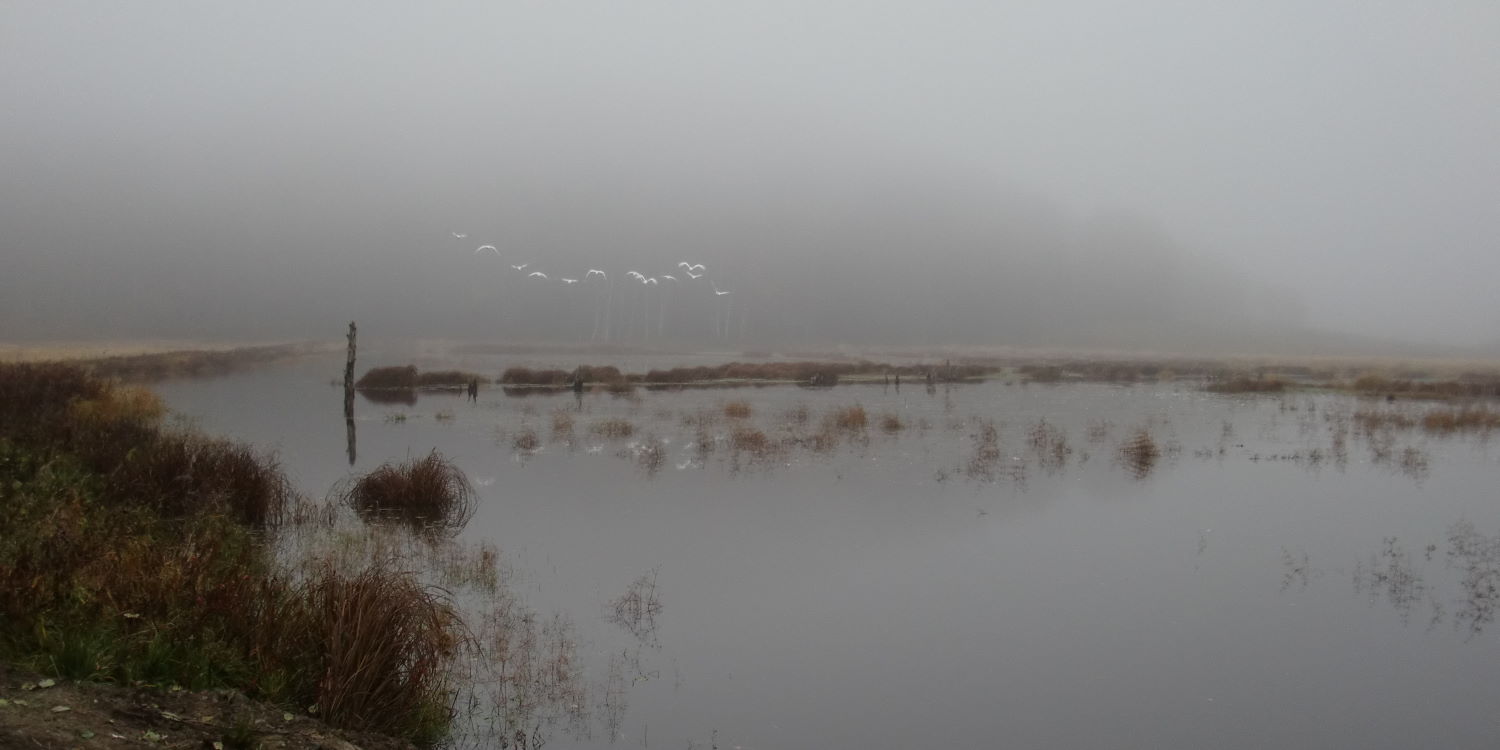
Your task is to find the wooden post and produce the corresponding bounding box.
[343,322,357,416]
[344,321,357,465]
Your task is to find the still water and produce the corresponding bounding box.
[157,354,1500,749]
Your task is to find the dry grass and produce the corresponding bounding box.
[1420,406,1500,434]
[339,451,477,532]
[0,362,463,744]
[879,413,906,433]
[1117,427,1161,478]
[1347,374,1500,400]
[271,561,463,741]
[1027,419,1071,469]
[415,370,487,388]
[498,367,573,386]
[607,570,662,641]
[590,418,635,439]
[1353,409,1417,431]
[512,428,540,453]
[60,343,322,382]
[1206,377,1287,393]
[723,400,753,419]
[730,426,774,456]
[965,420,1003,480]
[635,437,666,475]
[831,405,868,432]
[550,410,575,439]
[357,365,419,390]
[109,432,293,527]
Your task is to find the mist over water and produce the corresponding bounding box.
[3,2,1498,352]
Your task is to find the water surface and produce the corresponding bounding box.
[157,355,1500,749]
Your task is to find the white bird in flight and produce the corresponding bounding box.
[474,244,499,255]
[511,263,528,271]
[661,274,678,282]
[452,231,468,239]
[585,269,607,280]
[626,271,646,282]
[711,281,731,296]
[678,262,706,272]
[685,270,704,279]
[561,278,579,285]
[644,277,659,285]
[528,271,548,280]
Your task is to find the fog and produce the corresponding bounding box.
[3,2,1497,353]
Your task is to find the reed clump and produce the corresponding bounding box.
[356,365,419,390]
[1353,409,1417,431]
[65,343,322,382]
[261,561,463,744]
[724,400,753,419]
[0,362,462,745]
[1347,374,1500,400]
[1027,419,1071,469]
[415,370,487,388]
[1206,377,1286,393]
[879,413,906,433]
[965,420,1002,480]
[1118,427,1161,478]
[498,367,572,386]
[1420,406,1500,434]
[591,418,635,439]
[339,451,477,531]
[512,428,540,453]
[831,405,868,432]
[730,426,774,456]
[550,410,575,438]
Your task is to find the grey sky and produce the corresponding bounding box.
[2,2,1497,350]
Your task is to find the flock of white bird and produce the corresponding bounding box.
[452,230,738,340]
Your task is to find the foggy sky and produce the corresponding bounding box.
[2,2,1497,352]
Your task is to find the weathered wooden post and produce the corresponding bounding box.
[344,321,357,465]
[344,323,357,406]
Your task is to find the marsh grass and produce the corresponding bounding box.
[1420,406,1500,434]
[591,418,635,439]
[1346,374,1500,400]
[723,401,753,419]
[831,405,868,432]
[416,370,487,388]
[965,420,1003,480]
[0,362,465,745]
[730,426,775,458]
[270,560,464,743]
[1027,419,1071,470]
[357,365,419,390]
[635,436,666,475]
[1117,428,1161,479]
[512,428,541,453]
[607,570,663,642]
[550,410,575,439]
[1206,377,1286,394]
[339,451,477,532]
[879,413,906,434]
[64,343,323,383]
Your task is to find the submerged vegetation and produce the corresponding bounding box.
[0,363,466,745]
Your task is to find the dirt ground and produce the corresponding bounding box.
[0,666,414,750]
